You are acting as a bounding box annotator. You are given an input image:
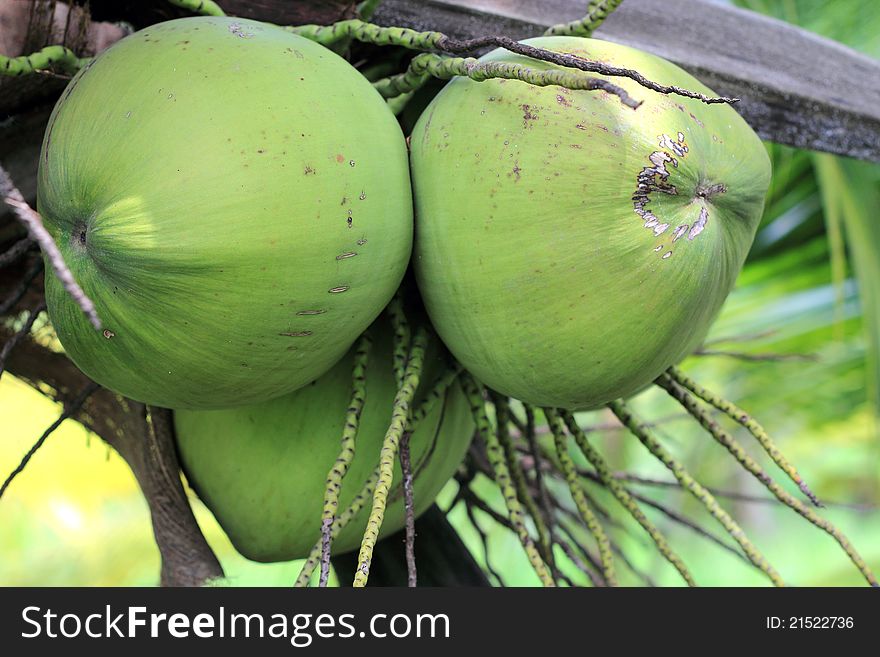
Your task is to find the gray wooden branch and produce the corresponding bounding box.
[373,0,880,163]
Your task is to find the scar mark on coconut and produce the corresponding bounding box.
[359,191,366,200]
[556,94,571,107]
[521,104,537,128]
[296,310,326,316]
[633,131,713,259]
[689,207,709,240]
[357,238,367,245]
[336,252,357,260]
[228,23,255,38]
[328,286,349,294]
[304,166,315,175]
[103,329,115,339]
[280,331,312,337]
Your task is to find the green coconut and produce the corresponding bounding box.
[174,319,474,562]
[38,17,412,409]
[411,37,771,411]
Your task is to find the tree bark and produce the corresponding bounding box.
[3,330,224,586]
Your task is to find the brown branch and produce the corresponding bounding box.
[0,238,33,268]
[459,497,505,586]
[2,328,223,586]
[399,432,418,587]
[0,257,42,316]
[0,379,98,499]
[0,298,45,379]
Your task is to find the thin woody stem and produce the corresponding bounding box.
[663,367,820,506]
[374,53,640,108]
[352,328,429,587]
[492,395,554,566]
[459,374,555,586]
[657,375,878,588]
[544,409,617,586]
[558,410,696,586]
[0,46,89,77]
[0,166,101,329]
[609,400,785,587]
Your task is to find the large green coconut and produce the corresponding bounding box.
[411,37,771,411]
[38,17,412,409]
[174,319,474,562]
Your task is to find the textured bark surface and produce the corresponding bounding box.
[88,0,358,29]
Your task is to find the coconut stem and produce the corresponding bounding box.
[0,45,89,77]
[557,409,696,586]
[608,399,786,587]
[387,90,417,115]
[459,373,555,586]
[295,466,381,587]
[296,356,449,588]
[522,405,558,533]
[318,332,373,587]
[489,392,553,567]
[374,52,640,108]
[387,292,418,587]
[385,292,410,390]
[288,20,736,106]
[491,395,555,567]
[663,367,821,506]
[544,409,617,586]
[409,364,462,426]
[545,0,625,38]
[352,327,429,587]
[166,0,226,17]
[656,375,879,587]
[460,495,506,586]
